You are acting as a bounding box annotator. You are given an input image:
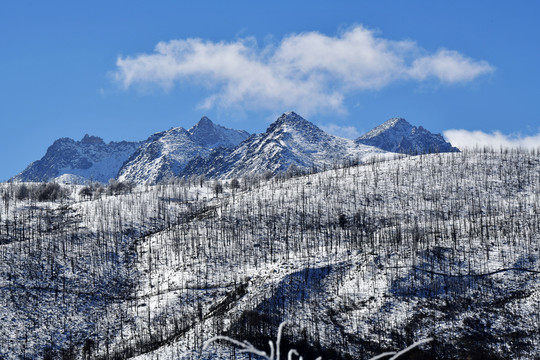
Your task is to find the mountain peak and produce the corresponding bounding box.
[357,118,459,154]
[52,137,75,146]
[189,116,216,135]
[187,116,249,149]
[277,111,305,124]
[359,118,413,140]
[197,116,213,127]
[385,117,411,127]
[267,112,320,135]
[81,134,105,145]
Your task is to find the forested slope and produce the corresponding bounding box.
[1,149,539,359]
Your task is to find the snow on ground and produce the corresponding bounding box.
[0,149,539,359]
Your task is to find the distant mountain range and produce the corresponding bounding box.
[12,113,458,184]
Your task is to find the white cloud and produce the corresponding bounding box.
[114,25,494,114]
[409,49,494,83]
[444,129,540,150]
[319,123,361,139]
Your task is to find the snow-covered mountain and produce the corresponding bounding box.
[356,117,459,154]
[12,114,460,185]
[118,117,250,184]
[13,135,141,183]
[3,149,539,359]
[182,112,388,179]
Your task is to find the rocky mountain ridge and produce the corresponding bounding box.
[13,114,459,184]
[13,135,141,183]
[182,112,388,179]
[356,117,459,154]
[117,117,250,184]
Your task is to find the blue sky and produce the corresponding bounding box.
[1,1,539,181]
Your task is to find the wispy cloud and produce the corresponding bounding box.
[113,25,494,115]
[319,123,361,139]
[444,129,540,149]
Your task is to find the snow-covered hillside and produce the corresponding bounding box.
[1,148,539,359]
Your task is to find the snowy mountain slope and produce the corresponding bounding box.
[129,150,540,360]
[117,127,204,184]
[184,112,389,179]
[356,117,459,154]
[13,134,141,183]
[1,149,540,359]
[118,117,250,184]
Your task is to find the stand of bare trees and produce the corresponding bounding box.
[0,148,539,359]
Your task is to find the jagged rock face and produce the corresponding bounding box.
[118,117,250,184]
[183,112,388,179]
[13,135,141,183]
[356,118,459,154]
[188,116,250,148]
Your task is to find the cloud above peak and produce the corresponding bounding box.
[114,25,494,114]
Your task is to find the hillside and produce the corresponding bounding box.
[1,149,539,359]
